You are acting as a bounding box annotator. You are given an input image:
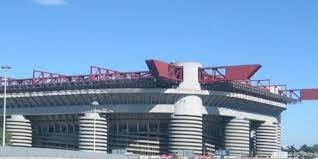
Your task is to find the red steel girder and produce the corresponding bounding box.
[4,70,68,85]
[199,64,261,83]
[225,64,261,80]
[279,89,318,101]
[4,60,179,86]
[89,65,151,80]
[300,89,318,100]
[32,70,67,84]
[90,66,121,80]
[146,59,183,81]
[91,70,151,80]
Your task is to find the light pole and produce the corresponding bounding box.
[1,66,11,147]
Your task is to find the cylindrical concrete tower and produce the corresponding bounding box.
[78,112,108,153]
[169,61,204,154]
[174,61,202,90]
[255,122,279,157]
[170,95,203,154]
[6,115,32,147]
[224,118,250,156]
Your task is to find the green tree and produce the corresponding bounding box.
[300,144,314,153]
[286,145,298,153]
[312,144,318,152]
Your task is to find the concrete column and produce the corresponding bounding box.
[174,61,202,90]
[78,112,107,153]
[169,61,205,154]
[6,115,32,147]
[169,95,203,154]
[224,118,250,156]
[255,122,279,157]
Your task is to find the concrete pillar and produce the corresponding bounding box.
[6,115,32,147]
[169,95,203,154]
[169,61,204,154]
[224,118,250,156]
[78,112,107,153]
[174,61,202,90]
[255,122,280,157]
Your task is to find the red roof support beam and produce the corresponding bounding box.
[90,66,120,75]
[300,89,318,100]
[224,64,261,80]
[279,88,318,101]
[32,70,67,84]
[90,65,151,80]
[199,64,261,83]
[145,59,183,81]
[90,66,121,80]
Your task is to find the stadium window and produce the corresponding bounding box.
[110,122,118,133]
[48,125,54,133]
[119,122,127,133]
[128,121,137,133]
[68,125,74,134]
[74,124,79,133]
[55,124,61,133]
[159,122,168,132]
[138,121,148,133]
[149,122,158,132]
[37,126,42,134]
[42,125,48,133]
[62,125,67,133]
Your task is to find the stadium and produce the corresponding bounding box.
[0,59,317,158]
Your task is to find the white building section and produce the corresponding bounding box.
[6,115,32,147]
[255,122,280,157]
[174,61,202,90]
[170,95,204,154]
[224,118,250,156]
[78,112,108,153]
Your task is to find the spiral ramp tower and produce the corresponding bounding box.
[277,123,282,151]
[169,62,204,155]
[224,118,250,156]
[169,103,203,154]
[78,112,108,153]
[255,122,280,157]
[6,115,32,147]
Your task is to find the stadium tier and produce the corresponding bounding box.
[0,59,317,157]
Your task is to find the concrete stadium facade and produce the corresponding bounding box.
[0,60,297,158]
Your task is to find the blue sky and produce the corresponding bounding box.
[0,0,317,147]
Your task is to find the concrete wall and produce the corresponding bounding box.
[0,147,131,159]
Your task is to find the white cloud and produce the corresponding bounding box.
[33,0,68,6]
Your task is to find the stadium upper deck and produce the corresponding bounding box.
[1,59,315,103]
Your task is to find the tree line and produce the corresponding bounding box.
[284,144,318,153]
